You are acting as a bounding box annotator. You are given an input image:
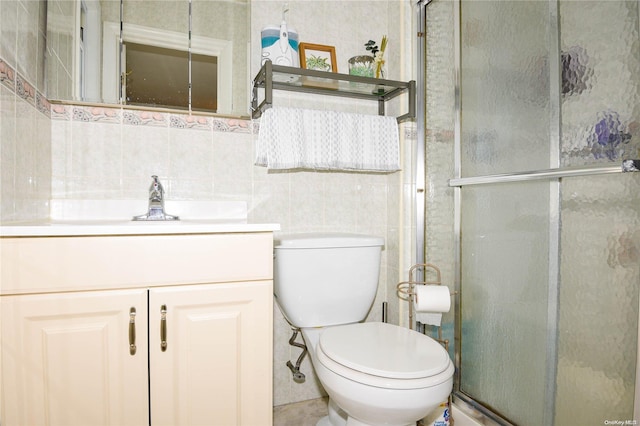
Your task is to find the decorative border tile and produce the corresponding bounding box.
[51,104,72,120]
[164,112,253,133]
[1,57,50,119]
[16,74,36,105]
[51,103,254,134]
[212,117,251,133]
[72,106,121,124]
[123,110,168,127]
[36,93,51,118]
[169,113,211,130]
[0,59,15,91]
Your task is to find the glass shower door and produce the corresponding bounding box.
[456,2,558,422]
[555,4,640,421]
[452,0,640,424]
[555,172,639,424]
[459,181,554,425]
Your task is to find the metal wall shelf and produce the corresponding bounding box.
[251,60,416,122]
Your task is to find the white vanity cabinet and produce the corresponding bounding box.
[148,281,272,426]
[0,230,275,426]
[1,288,150,426]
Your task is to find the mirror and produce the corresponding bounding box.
[45,0,249,117]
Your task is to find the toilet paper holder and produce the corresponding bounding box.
[396,263,442,330]
[397,264,456,422]
[396,263,455,351]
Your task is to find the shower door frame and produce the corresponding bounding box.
[416,0,640,423]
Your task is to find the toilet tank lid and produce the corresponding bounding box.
[274,233,384,249]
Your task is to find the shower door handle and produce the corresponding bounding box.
[451,160,640,187]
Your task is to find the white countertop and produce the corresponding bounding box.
[0,220,280,237]
[1,199,280,237]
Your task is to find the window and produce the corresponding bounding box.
[124,42,218,112]
[102,22,232,113]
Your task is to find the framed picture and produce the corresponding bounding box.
[299,43,338,73]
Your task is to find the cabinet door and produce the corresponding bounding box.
[1,289,149,426]
[149,281,273,426]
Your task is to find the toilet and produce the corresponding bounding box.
[273,233,455,426]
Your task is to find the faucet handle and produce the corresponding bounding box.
[149,175,164,202]
[132,175,178,221]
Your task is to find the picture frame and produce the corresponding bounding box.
[299,43,338,73]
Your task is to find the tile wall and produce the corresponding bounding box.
[0,0,418,408]
[0,0,51,222]
[48,98,416,406]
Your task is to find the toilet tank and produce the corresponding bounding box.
[273,233,384,328]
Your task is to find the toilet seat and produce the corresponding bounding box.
[316,322,454,390]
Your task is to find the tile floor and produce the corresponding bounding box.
[272,397,461,426]
[272,397,430,426]
[273,397,329,426]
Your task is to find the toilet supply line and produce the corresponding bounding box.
[286,328,307,383]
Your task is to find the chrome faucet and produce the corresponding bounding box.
[132,175,179,221]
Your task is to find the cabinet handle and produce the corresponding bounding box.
[129,307,137,355]
[160,304,168,352]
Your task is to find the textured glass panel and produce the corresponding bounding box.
[555,173,639,424]
[460,1,551,177]
[453,0,639,424]
[425,0,456,356]
[560,1,640,166]
[460,181,550,425]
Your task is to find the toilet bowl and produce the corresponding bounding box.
[273,233,454,426]
[302,322,454,426]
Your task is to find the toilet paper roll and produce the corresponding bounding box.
[414,285,451,327]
